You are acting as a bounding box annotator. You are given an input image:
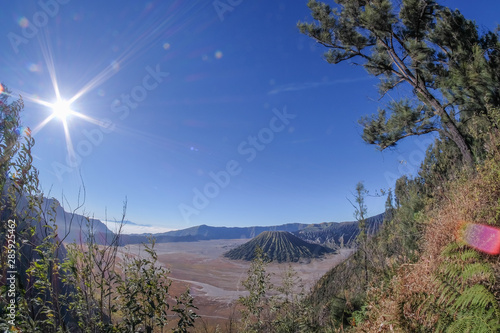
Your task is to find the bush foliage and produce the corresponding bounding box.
[0,88,198,332]
[2,0,500,331]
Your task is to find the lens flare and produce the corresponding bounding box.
[461,223,500,255]
[18,17,29,28]
[28,63,41,72]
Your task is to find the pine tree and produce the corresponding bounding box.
[298,0,500,167]
[384,189,394,221]
[351,182,369,286]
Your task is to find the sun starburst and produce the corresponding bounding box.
[51,99,73,121]
[14,15,175,161]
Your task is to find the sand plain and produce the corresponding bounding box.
[122,239,354,325]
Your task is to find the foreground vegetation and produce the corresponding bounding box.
[298,0,500,331]
[226,0,500,331]
[2,0,500,331]
[0,88,198,332]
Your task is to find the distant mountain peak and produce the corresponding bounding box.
[224,230,335,263]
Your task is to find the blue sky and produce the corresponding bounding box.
[1,1,499,230]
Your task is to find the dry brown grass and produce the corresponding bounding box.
[355,148,500,332]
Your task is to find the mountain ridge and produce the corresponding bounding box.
[41,195,384,247]
[294,213,385,248]
[119,213,384,245]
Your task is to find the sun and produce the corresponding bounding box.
[51,99,73,121]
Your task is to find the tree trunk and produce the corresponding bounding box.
[417,85,475,168]
[443,120,474,167]
[386,39,475,168]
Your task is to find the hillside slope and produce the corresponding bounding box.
[306,157,500,331]
[224,230,335,263]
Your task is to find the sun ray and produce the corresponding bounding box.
[39,30,61,102]
[31,114,56,136]
[62,119,75,161]
[9,3,208,167]
[67,62,122,105]
[71,112,106,127]
[65,3,201,105]
[66,28,160,105]
[14,90,55,108]
[24,2,197,114]
[13,88,104,135]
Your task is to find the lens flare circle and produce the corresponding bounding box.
[461,222,500,255]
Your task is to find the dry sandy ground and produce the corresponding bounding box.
[121,239,354,323]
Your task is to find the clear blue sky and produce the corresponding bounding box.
[1,1,499,230]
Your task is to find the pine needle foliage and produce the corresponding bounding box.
[299,0,500,168]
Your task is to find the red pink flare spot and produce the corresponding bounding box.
[462,223,500,255]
